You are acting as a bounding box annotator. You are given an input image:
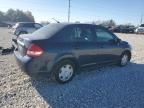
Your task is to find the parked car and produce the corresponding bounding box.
[111,25,135,33]
[11,22,43,50]
[135,24,144,34]
[11,22,43,36]
[0,22,9,27]
[14,23,132,83]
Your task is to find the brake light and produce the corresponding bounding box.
[27,44,43,57]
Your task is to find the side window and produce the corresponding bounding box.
[52,26,75,42]
[95,28,114,42]
[74,26,94,42]
[35,24,42,29]
[23,23,34,28]
[51,26,94,42]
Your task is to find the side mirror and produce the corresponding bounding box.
[116,39,122,43]
[109,39,121,44]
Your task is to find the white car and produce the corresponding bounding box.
[135,24,144,34]
[12,22,43,36]
[11,22,43,50]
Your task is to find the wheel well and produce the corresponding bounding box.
[122,50,131,60]
[56,58,79,71]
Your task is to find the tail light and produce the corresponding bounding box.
[27,44,44,57]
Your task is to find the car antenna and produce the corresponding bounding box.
[52,18,60,23]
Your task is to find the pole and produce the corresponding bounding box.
[140,15,142,24]
[68,0,71,22]
[140,14,143,24]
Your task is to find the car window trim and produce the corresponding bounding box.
[94,26,118,43]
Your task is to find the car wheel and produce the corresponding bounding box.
[54,60,76,84]
[119,52,130,66]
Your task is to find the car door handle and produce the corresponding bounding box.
[75,47,80,49]
[100,46,104,48]
[74,46,80,49]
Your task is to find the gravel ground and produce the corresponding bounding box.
[0,27,144,108]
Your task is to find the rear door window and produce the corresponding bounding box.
[74,25,95,42]
[22,23,35,28]
[51,26,76,42]
[51,25,95,42]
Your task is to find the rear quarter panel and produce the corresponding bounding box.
[34,40,78,72]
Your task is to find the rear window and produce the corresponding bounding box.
[31,24,66,39]
[22,23,35,28]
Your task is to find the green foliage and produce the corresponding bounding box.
[0,11,5,23]
[0,9,35,23]
[100,19,116,27]
[40,21,50,26]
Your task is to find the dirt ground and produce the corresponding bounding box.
[0,27,144,108]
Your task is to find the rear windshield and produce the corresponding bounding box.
[31,23,66,39]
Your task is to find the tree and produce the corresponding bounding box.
[75,21,80,23]
[3,9,35,22]
[109,19,116,27]
[5,9,17,22]
[0,11,5,22]
[25,11,35,22]
[40,21,50,26]
[101,19,116,27]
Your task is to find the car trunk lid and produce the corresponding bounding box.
[17,36,31,57]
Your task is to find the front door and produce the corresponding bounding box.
[93,27,122,63]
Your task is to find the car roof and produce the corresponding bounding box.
[44,23,102,28]
[52,23,98,26]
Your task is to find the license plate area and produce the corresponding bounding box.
[18,44,24,56]
[17,40,26,56]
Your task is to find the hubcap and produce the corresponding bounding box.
[59,64,74,81]
[121,54,128,65]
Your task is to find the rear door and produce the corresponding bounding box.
[94,27,122,63]
[72,25,100,66]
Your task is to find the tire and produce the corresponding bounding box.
[119,52,130,66]
[54,60,76,84]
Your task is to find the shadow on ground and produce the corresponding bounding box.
[0,47,14,55]
[31,63,144,108]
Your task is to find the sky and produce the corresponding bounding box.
[0,0,144,25]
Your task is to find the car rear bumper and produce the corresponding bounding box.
[14,51,52,75]
[14,51,32,73]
